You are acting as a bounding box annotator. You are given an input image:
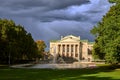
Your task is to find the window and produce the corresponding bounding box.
[67,45,69,52]
[75,54,78,57]
[63,45,65,52]
[67,53,69,57]
[71,54,73,57]
[62,53,64,56]
[71,45,73,52]
[58,45,61,53]
[88,48,92,55]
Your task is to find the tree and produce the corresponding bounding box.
[36,40,46,58]
[109,0,119,3]
[0,19,38,64]
[91,1,120,64]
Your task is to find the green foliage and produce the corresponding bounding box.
[36,40,46,58]
[0,19,38,64]
[109,0,119,3]
[91,2,120,64]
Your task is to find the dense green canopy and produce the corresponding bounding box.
[109,0,119,3]
[0,19,39,64]
[91,0,120,64]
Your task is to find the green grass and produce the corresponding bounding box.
[0,64,120,80]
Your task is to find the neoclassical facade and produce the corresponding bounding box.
[50,35,94,61]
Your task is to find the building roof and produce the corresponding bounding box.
[50,40,59,42]
[88,42,94,45]
[80,40,88,42]
[61,35,80,40]
[50,35,94,44]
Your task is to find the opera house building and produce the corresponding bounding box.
[50,35,94,62]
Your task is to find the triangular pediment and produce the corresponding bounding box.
[60,35,80,42]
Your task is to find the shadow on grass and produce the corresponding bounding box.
[0,64,120,80]
[0,65,9,69]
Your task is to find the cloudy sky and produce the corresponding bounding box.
[0,0,112,49]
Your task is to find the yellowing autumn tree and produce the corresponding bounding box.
[36,40,46,58]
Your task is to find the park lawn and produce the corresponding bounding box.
[0,64,120,80]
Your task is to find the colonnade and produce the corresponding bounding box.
[55,44,80,59]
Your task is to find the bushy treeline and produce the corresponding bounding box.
[91,0,120,64]
[0,19,38,64]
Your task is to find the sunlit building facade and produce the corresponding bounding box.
[50,35,94,61]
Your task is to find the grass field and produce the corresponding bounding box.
[0,64,120,80]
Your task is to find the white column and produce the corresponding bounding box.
[52,46,54,56]
[86,45,88,61]
[77,44,80,61]
[69,44,71,57]
[65,44,67,56]
[56,45,58,55]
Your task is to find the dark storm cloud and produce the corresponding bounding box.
[0,0,112,50]
[0,0,109,23]
[0,0,89,10]
[37,10,90,22]
[0,0,90,22]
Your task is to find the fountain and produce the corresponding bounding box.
[29,46,90,69]
[52,46,57,64]
[11,46,94,69]
[11,47,96,69]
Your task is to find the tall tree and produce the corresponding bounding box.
[0,19,38,64]
[91,1,120,64]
